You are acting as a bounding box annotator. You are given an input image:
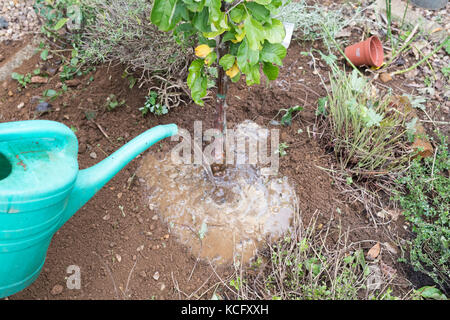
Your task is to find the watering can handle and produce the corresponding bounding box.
[0,120,78,153]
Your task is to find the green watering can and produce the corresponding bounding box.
[0,120,178,298]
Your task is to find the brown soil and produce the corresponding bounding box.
[0,36,32,68]
[1,35,415,299]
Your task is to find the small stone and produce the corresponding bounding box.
[139,271,147,278]
[17,102,24,109]
[380,73,392,83]
[115,254,122,263]
[136,245,144,252]
[51,284,64,296]
[102,214,110,221]
[31,76,48,84]
[159,283,166,291]
[90,152,97,159]
[152,215,158,221]
[163,234,169,240]
[0,16,8,29]
[47,68,57,76]
[35,102,51,113]
[8,90,13,97]
[117,192,122,199]
[153,271,160,281]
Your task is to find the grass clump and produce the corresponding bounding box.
[225,214,411,300]
[79,0,190,79]
[395,134,450,293]
[326,68,411,175]
[276,0,361,43]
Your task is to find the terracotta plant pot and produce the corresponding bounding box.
[344,36,384,68]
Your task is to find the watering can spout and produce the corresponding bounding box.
[61,124,178,227]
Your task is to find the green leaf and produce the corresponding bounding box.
[244,16,264,51]
[219,54,235,70]
[360,106,383,127]
[237,38,259,73]
[260,42,286,66]
[11,72,24,80]
[350,69,366,93]
[206,0,221,22]
[192,7,212,33]
[253,0,272,5]
[43,89,57,97]
[246,2,271,24]
[245,63,261,85]
[187,59,207,106]
[281,105,303,126]
[53,18,68,31]
[40,49,49,61]
[418,286,447,300]
[151,0,178,31]
[264,19,286,44]
[230,4,246,23]
[183,0,205,12]
[231,72,241,83]
[262,62,279,81]
[316,97,328,116]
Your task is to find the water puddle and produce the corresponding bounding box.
[137,121,297,265]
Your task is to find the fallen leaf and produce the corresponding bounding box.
[380,261,397,280]
[380,73,392,83]
[367,242,381,260]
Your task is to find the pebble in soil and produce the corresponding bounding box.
[137,121,297,265]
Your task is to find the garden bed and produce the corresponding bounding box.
[0,0,448,300]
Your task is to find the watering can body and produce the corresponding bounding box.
[0,120,177,298]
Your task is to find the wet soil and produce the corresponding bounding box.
[0,35,418,299]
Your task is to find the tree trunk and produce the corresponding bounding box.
[211,34,229,174]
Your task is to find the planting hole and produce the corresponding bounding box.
[137,121,297,265]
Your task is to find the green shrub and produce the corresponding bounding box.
[79,0,190,78]
[228,215,411,300]
[326,68,411,174]
[276,0,362,44]
[34,0,93,39]
[395,134,450,292]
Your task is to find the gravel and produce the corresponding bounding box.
[0,0,40,42]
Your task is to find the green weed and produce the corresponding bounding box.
[394,133,449,293]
